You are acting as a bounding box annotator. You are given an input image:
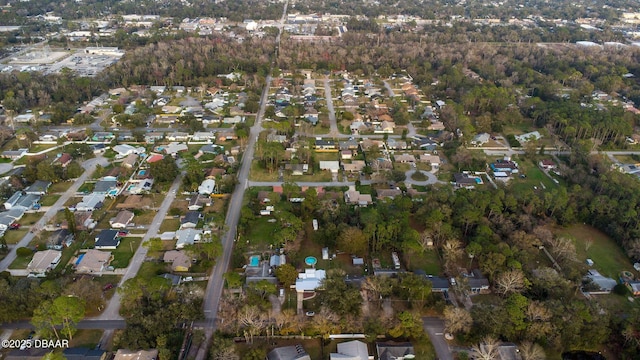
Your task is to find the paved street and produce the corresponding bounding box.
[324,77,339,136]
[423,317,454,360]
[0,155,108,271]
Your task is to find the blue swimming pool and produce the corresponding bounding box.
[138,170,147,176]
[75,253,85,266]
[250,255,260,267]
[305,256,317,266]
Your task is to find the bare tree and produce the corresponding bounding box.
[494,269,528,296]
[415,231,434,253]
[442,239,464,264]
[443,307,472,335]
[470,337,500,360]
[238,305,267,344]
[546,236,578,263]
[519,342,546,360]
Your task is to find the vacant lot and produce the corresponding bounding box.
[554,224,635,278]
[40,194,61,206]
[110,237,142,268]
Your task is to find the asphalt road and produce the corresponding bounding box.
[96,172,184,321]
[423,317,454,360]
[0,156,108,272]
[324,77,339,136]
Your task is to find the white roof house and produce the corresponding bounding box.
[164,142,189,155]
[198,179,216,195]
[330,340,373,360]
[27,250,62,275]
[76,193,106,211]
[112,144,143,157]
[175,229,203,249]
[515,131,542,144]
[295,268,326,292]
[319,161,340,173]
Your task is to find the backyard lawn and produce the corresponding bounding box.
[553,224,635,278]
[404,248,442,275]
[159,218,181,233]
[509,159,558,194]
[110,237,142,268]
[246,216,280,247]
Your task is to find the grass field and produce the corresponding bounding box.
[4,228,28,244]
[554,224,635,278]
[9,252,33,269]
[159,218,181,233]
[284,170,333,182]
[110,237,142,268]
[49,181,73,193]
[405,248,442,275]
[20,212,44,225]
[246,216,280,247]
[249,161,279,182]
[509,160,557,194]
[40,194,61,206]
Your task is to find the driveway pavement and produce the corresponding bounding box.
[423,317,454,360]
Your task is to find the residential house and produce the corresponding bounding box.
[0,208,24,231]
[1,149,28,159]
[386,139,407,150]
[198,179,216,195]
[217,129,238,141]
[267,345,311,360]
[117,195,153,210]
[146,153,164,163]
[76,193,105,211]
[339,139,359,151]
[319,161,340,174]
[113,349,159,360]
[295,268,327,292]
[471,133,490,146]
[94,180,118,195]
[92,132,115,142]
[76,249,112,273]
[490,159,519,174]
[454,173,482,189]
[395,154,416,163]
[377,188,403,201]
[128,179,154,194]
[192,131,216,142]
[286,163,309,176]
[427,276,450,293]
[52,153,72,167]
[175,228,203,249]
[163,250,192,272]
[167,132,189,141]
[122,153,138,168]
[27,250,62,276]
[315,139,337,152]
[376,342,415,360]
[65,130,87,142]
[584,269,617,294]
[341,150,353,160]
[330,340,372,360]
[180,211,201,229]
[345,188,373,207]
[110,210,134,229]
[5,192,40,211]
[419,154,441,169]
[204,168,226,179]
[187,194,210,211]
[412,136,438,151]
[112,144,141,157]
[25,180,51,195]
[94,229,121,249]
[539,159,557,170]
[515,131,541,144]
[199,144,224,155]
[350,121,368,134]
[47,229,75,250]
[163,142,188,156]
[468,269,491,294]
[91,144,106,154]
[375,120,395,134]
[343,160,366,173]
[144,132,164,143]
[304,108,319,125]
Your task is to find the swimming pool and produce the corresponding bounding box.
[75,253,85,266]
[249,255,260,267]
[138,170,147,176]
[305,256,317,266]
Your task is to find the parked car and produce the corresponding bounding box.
[9,223,20,230]
[103,283,114,291]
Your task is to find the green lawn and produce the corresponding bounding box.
[110,237,142,268]
[20,212,44,225]
[554,224,635,278]
[405,248,442,275]
[49,181,73,193]
[246,217,280,246]
[284,170,333,182]
[159,218,181,233]
[40,195,61,206]
[4,228,28,244]
[509,160,557,194]
[78,182,95,193]
[249,161,279,182]
[9,252,33,269]
[136,261,168,280]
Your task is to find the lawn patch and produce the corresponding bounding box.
[246,217,280,246]
[404,248,442,275]
[553,224,634,278]
[110,237,142,268]
[40,195,61,206]
[509,159,557,194]
[9,251,33,269]
[159,218,181,233]
[20,212,44,226]
[4,228,28,244]
[49,181,73,193]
